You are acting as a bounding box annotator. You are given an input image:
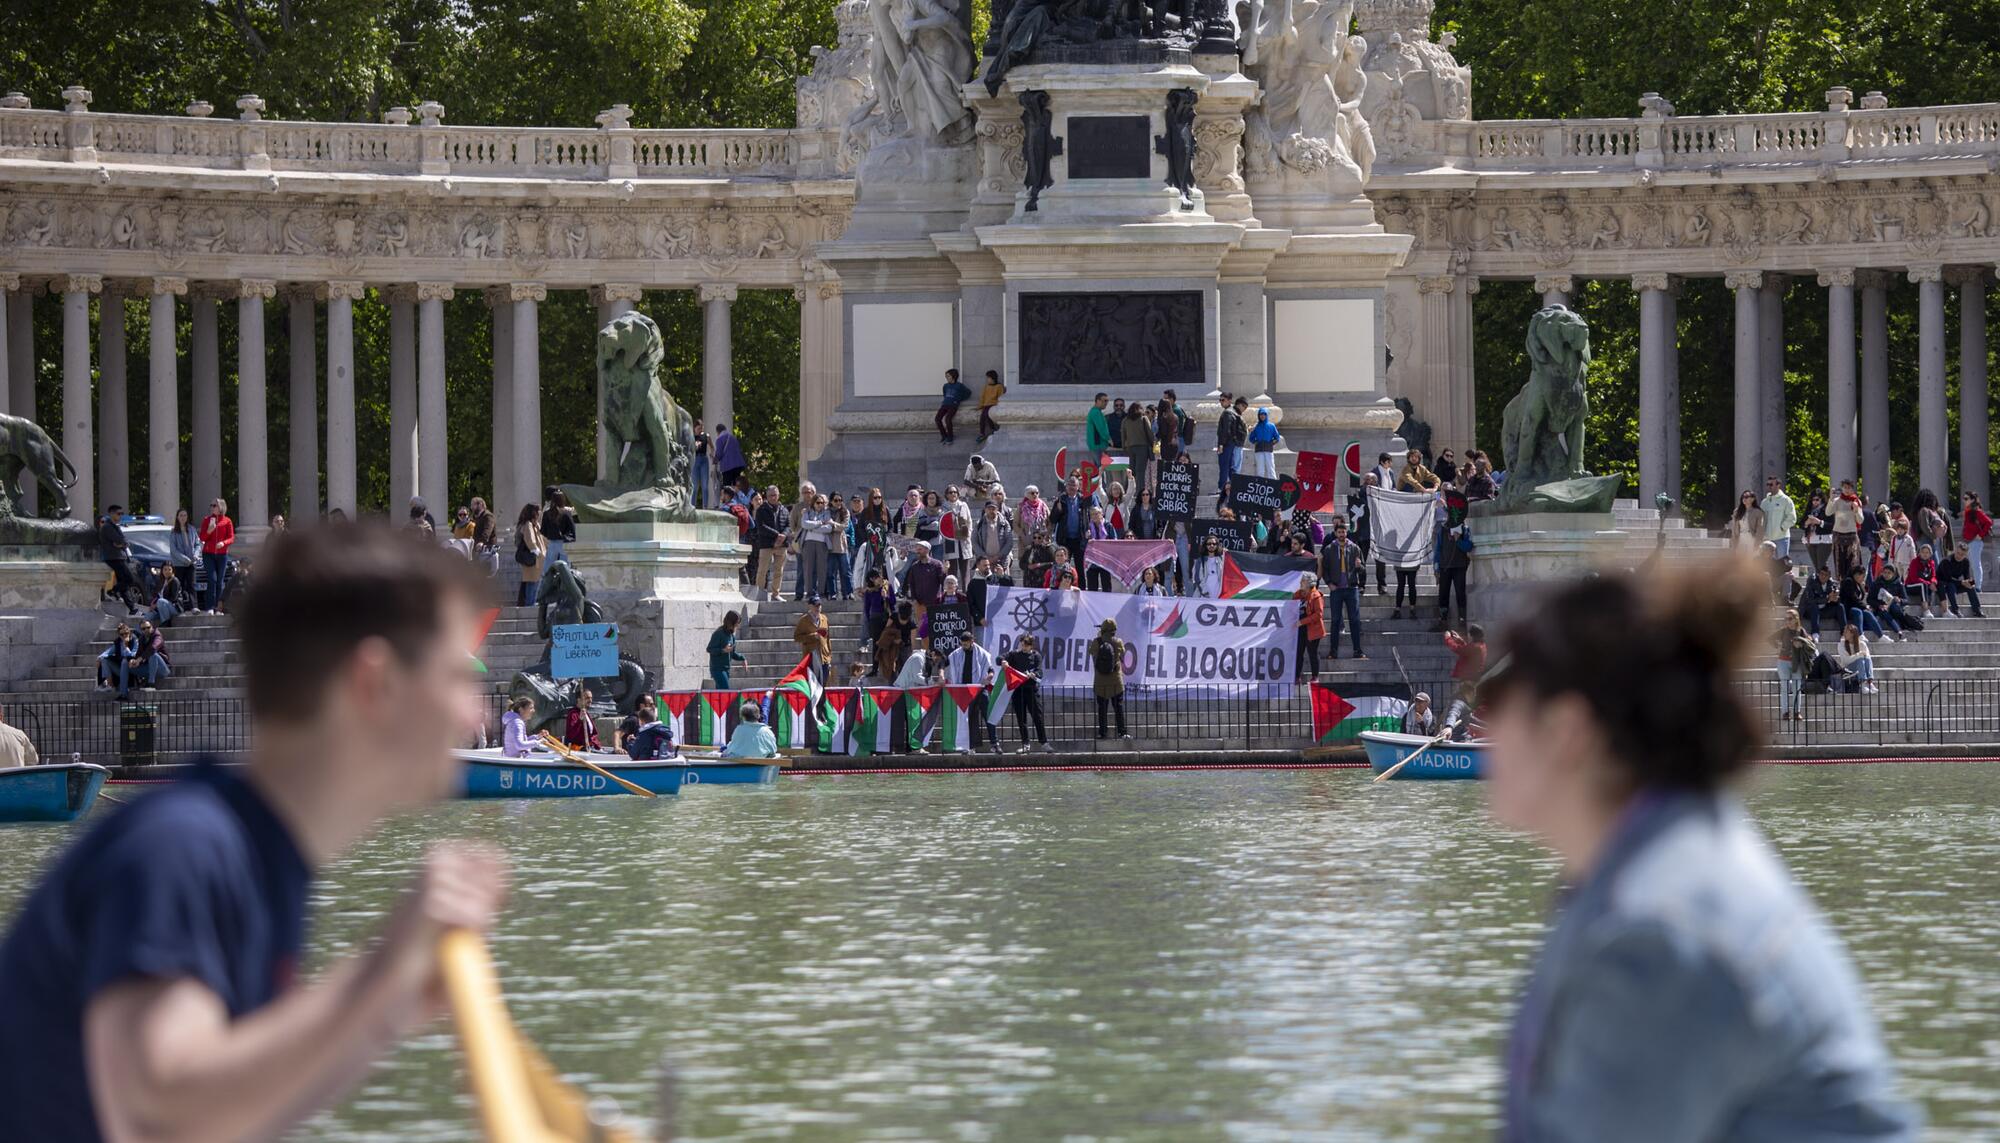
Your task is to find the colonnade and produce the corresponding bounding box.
[0,275,746,532]
[1525,267,1992,509]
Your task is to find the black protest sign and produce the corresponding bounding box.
[1228,473,1285,520]
[927,603,976,659]
[1156,461,1199,522]
[1276,473,1302,511]
[1193,517,1256,552]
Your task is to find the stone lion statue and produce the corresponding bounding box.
[508,558,654,733]
[1496,306,1618,512]
[0,411,81,520]
[561,312,700,523]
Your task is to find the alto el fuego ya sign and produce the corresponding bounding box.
[983,586,1298,691]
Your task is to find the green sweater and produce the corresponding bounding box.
[1086,406,1112,452]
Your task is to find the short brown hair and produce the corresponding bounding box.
[235,522,486,722]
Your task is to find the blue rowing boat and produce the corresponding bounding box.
[1358,731,1487,780]
[677,759,779,785]
[0,762,110,822]
[454,749,687,799]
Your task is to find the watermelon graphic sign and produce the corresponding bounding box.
[1053,447,1102,495]
[1295,451,1340,513]
[1342,440,1364,477]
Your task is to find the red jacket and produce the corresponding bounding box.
[563,707,600,750]
[199,513,235,555]
[1965,507,1993,543]
[1445,631,1487,680]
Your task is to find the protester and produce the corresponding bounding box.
[1940,543,1984,617]
[1191,533,1226,597]
[1136,565,1169,597]
[905,540,947,630]
[623,703,674,761]
[1482,563,1915,1141]
[1016,486,1050,564]
[976,370,1005,444]
[855,487,892,586]
[714,423,748,489]
[1247,408,1281,478]
[1088,619,1131,741]
[971,499,1015,575]
[1761,476,1798,558]
[707,612,745,689]
[1086,392,1113,453]
[1053,567,1081,592]
[752,485,790,600]
[1215,395,1247,496]
[1398,448,1440,494]
[860,569,897,652]
[1832,624,1879,694]
[720,700,779,759]
[1294,573,1325,682]
[942,485,975,583]
[564,688,601,749]
[0,702,38,768]
[874,603,910,680]
[964,453,1002,498]
[1402,692,1437,736]
[794,595,831,677]
[969,557,1011,624]
[1963,492,1992,590]
[797,493,833,604]
[826,496,854,599]
[1436,514,1472,632]
[893,641,932,688]
[936,368,970,445]
[0,522,506,1143]
[1318,519,1367,660]
[1023,529,1058,589]
[1465,451,1498,501]
[1053,477,1090,566]
[513,503,546,607]
[501,695,535,757]
[1129,488,1162,541]
[541,486,577,567]
[788,482,821,601]
[1123,402,1155,497]
[1728,489,1764,549]
[944,630,1000,755]
[1002,634,1052,752]
[1084,506,1117,591]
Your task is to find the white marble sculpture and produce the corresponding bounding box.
[853,0,974,148]
[1241,0,1373,194]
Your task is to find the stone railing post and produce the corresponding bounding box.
[236,94,269,171]
[1821,86,1851,162]
[417,100,449,175]
[61,85,95,162]
[1635,92,1667,168]
[596,103,637,179]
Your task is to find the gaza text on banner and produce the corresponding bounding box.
[982,585,1297,693]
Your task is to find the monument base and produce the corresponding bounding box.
[1466,512,1629,624]
[0,555,118,686]
[563,518,753,690]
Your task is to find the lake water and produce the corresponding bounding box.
[4,764,1997,1141]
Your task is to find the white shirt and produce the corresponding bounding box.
[944,644,996,687]
[893,650,931,689]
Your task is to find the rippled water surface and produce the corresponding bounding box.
[3,764,1997,1141]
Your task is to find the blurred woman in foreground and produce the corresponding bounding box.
[1484,560,1916,1141]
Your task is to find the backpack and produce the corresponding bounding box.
[1093,639,1119,675]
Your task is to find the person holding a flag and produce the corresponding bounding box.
[944,631,1000,755]
[1002,634,1053,753]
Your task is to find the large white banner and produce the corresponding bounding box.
[982,586,1298,693]
[1366,486,1437,568]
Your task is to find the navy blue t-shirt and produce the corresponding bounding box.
[0,760,310,1141]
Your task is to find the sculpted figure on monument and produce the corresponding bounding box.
[1157,87,1199,207]
[1494,306,1621,513]
[855,0,975,145]
[558,312,703,524]
[1241,0,1370,191]
[0,411,92,547]
[1020,89,1062,211]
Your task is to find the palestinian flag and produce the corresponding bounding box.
[770,656,824,750]
[903,685,941,751]
[820,688,858,754]
[701,690,740,743]
[984,662,1031,726]
[659,691,723,747]
[850,687,900,757]
[1310,682,1412,744]
[937,685,983,752]
[468,606,502,673]
[1221,551,1314,599]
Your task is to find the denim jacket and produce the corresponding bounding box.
[1505,790,1917,1142]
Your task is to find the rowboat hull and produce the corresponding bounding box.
[1358,731,1487,780]
[454,750,686,799]
[678,760,779,785]
[0,763,110,822]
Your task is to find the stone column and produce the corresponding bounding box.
[1416,276,1455,445]
[1633,273,1672,503]
[0,275,12,420]
[487,288,514,510]
[1758,276,1786,482]
[700,283,737,434]
[1819,269,1857,489]
[796,272,844,471]
[510,283,545,517]
[594,284,642,482]
[1859,271,1891,502]
[1448,276,1480,456]
[1663,280,1683,503]
[236,279,275,532]
[287,288,319,519]
[416,283,453,516]
[386,286,418,513]
[60,274,101,516]
[191,289,222,514]
[1534,274,1572,309]
[1912,265,1947,497]
[147,278,186,518]
[97,282,129,511]
[1961,268,1992,505]
[325,281,363,517]
[3,277,28,513]
[1726,271,1763,498]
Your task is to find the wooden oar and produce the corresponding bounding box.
[1371,726,1456,783]
[439,928,640,1143]
[537,733,657,798]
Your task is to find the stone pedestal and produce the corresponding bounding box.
[563,516,753,690]
[0,555,118,686]
[1465,511,1628,623]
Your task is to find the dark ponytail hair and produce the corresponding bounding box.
[1487,560,1767,791]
